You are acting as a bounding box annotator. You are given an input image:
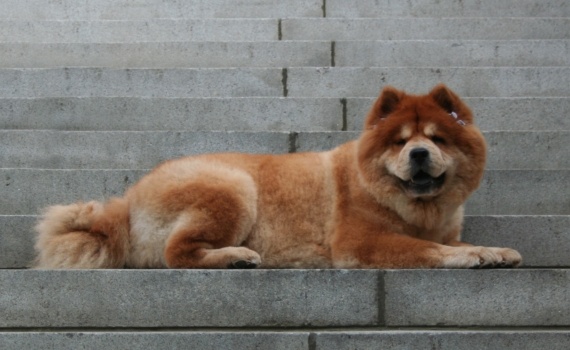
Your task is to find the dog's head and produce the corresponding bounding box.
[357,84,486,201]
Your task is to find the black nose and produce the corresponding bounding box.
[410,148,430,164]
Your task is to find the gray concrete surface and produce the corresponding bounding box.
[384,269,570,326]
[0,332,309,350]
[314,330,570,350]
[0,68,283,98]
[326,0,570,17]
[0,130,291,169]
[0,0,323,20]
[0,19,278,42]
[0,270,379,327]
[282,18,570,40]
[287,67,570,98]
[0,97,344,131]
[335,40,570,67]
[2,330,570,350]
[463,215,570,267]
[467,170,570,215]
[0,41,331,68]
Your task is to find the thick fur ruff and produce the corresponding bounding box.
[34,84,522,269]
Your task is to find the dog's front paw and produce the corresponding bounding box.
[226,247,261,269]
[441,246,522,269]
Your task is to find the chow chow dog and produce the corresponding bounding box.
[34,84,522,269]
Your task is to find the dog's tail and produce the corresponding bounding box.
[33,198,130,269]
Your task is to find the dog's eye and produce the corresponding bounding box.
[431,136,446,144]
[395,139,407,146]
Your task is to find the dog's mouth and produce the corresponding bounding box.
[401,171,446,197]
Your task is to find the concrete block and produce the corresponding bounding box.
[287,67,570,98]
[0,19,278,42]
[335,40,570,67]
[0,0,323,20]
[383,269,570,326]
[464,216,570,267]
[0,41,331,68]
[0,68,283,98]
[295,131,358,152]
[484,132,570,169]
[3,215,569,269]
[326,0,570,17]
[0,130,291,169]
[467,170,570,215]
[1,169,146,215]
[282,18,570,40]
[0,97,344,131]
[346,97,570,131]
[315,330,570,350]
[0,216,36,268]
[0,332,309,350]
[0,270,379,327]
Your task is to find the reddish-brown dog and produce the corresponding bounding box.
[34,84,522,269]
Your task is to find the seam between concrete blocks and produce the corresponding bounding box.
[282,68,288,97]
[340,98,347,131]
[322,0,327,17]
[378,270,386,326]
[278,19,282,40]
[331,41,336,67]
[288,132,299,153]
[308,332,317,350]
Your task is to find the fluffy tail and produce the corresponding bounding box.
[33,198,130,269]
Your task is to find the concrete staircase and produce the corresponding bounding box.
[0,0,569,348]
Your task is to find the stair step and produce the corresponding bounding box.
[0,270,568,327]
[0,68,284,98]
[1,97,568,132]
[0,270,379,328]
[1,330,570,350]
[0,41,332,68]
[334,40,570,67]
[0,19,278,43]
[0,0,323,20]
[463,216,570,268]
[287,67,570,98]
[347,97,570,131]
[326,0,570,18]
[1,169,568,215]
[2,215,567,269]
[1,40,568,68]
[282,18,570,40]
[0,97,344,132]
[0,67,568,98]
[1,131,567,170]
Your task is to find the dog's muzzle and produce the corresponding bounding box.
[401,148,446,196]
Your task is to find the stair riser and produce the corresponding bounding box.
[283,18,570,40]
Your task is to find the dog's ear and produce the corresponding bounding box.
[364,86,403,129]
[429,83,473,124]
[429,84,460,114]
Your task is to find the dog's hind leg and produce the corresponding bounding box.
[163,182,260,269]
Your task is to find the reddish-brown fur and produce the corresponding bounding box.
[34,84,522,269]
